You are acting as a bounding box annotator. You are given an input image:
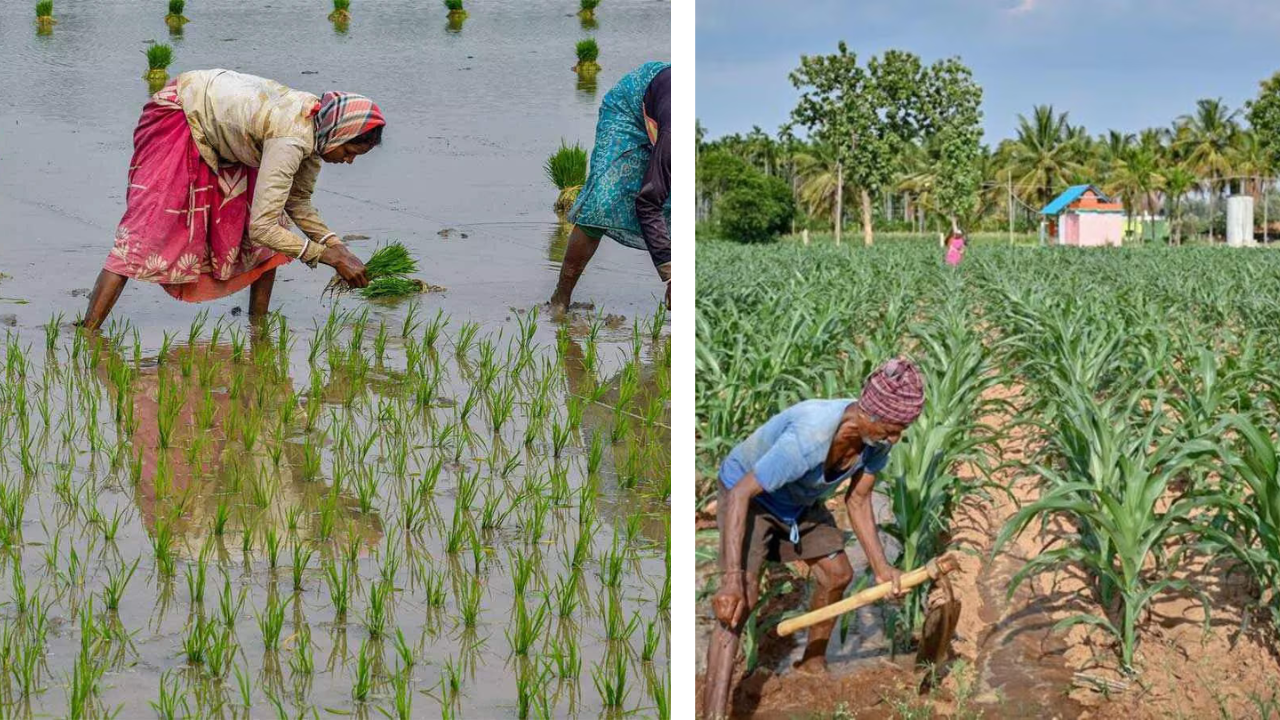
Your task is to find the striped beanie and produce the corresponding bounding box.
[312,91,385,154]
[859,357,925,425]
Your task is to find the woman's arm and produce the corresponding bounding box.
[284,154,340,253]
[635,125,670,278]
[251,140,329,265]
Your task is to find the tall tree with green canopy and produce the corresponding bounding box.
[788,42,863,245]
[1249,72,1280,173]
[917,57,984,233]
[790,44,929,246]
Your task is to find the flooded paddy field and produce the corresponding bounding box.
[0,0,670,716]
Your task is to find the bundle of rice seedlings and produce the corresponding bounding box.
[144,44,173,83]
[329,0,351,22]
[325,241,424,300]
[166,0,189,27]
[578,0,599,18]
[35,1,56,31]
[574,39,600,76]
[361,277,428,299]
[545,140,588,216]
[445,0,466,19]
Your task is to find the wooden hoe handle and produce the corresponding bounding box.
[775,554,960,637]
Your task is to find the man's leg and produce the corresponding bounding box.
[249,268,276,320]
[549,225,601,312]
[80,269,129,331]
[793,551,853,673]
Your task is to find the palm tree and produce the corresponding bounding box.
[1163,164,1196,246]
[794,143,855,233]
[1175,98,1240,240]
[997,105,1084,211]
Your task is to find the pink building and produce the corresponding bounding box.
[1040,184,1125,247]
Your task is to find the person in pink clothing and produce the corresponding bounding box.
[944,230,966,266]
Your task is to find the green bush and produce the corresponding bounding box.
[717,172,794,244]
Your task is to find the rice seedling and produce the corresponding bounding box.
[458,576,483,628]
[185,548,209,606]
[365,579,391,638]
[549,634,581,678]
[256,593,290,651]
[545,140,588,216]
[574,38,601,75]
[183,614,219,665]
[102,557,139,611]
[642,617,661,662]
[351,638,375,702]
[515,659,552,719]
[150,670,189,719]
[591,650,629,709]
[578,0,600,19]
[444,0,466,20]
[506,598,548,656]
[324,559,352,618]
[290,624,315,676]
[218,574,245,627]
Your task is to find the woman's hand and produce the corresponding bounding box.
[320,245,369,288]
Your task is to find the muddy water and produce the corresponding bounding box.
[0,0,671,339]
[0,1,669,716]
[972,548,1085,718]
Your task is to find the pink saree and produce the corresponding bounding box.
[103,82,290,302]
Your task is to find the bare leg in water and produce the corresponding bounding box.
[549,225,600,314]
[249,268,276,320]
[80,269,129,331]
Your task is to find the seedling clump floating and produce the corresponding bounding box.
[165,0,189,28]
[35,0,55,32]
[574,38,601,76]
[144,43,173,85]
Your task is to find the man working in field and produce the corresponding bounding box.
[701,358,925,718]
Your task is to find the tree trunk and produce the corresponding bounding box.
[861,189,874,247]
[834,162,844,246]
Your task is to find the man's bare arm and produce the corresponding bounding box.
[713,473,764,628]
[844,472,902,592]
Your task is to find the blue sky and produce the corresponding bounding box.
[697,0,1280,144]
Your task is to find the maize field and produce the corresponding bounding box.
[696,237,1280,680]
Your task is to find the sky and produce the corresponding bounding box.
[697,0,1280,144]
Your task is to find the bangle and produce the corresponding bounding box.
[299,237,312,261]
[318,232,338,246]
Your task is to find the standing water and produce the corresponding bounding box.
[0,0,670,716]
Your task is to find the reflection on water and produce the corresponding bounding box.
[446,15,466,33]
[95,336,384,562]
[547,220,570,265]
[576,72,599,96]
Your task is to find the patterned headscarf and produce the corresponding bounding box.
[311,91,385,154]
[859,357,925,426]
